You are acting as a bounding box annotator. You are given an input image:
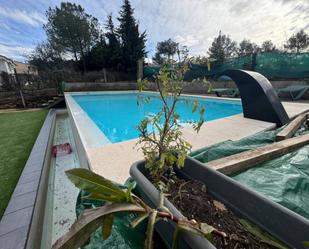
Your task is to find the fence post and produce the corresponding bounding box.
[251,52,257,71]
[14,68,26,108]
[103,68,107,83]
[137,58,143,81]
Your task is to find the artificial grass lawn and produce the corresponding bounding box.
[0,109,48,218]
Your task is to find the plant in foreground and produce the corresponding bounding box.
[136,57,210,186]
[52,168,226,249]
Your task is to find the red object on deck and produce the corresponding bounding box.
[52,143,72,157]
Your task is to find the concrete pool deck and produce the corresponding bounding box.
[65,92,309,183]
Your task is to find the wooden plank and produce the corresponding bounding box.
[207,133,309,175]
[275,113,308,141]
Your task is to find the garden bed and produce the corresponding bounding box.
[168,179,280,249]
[130,158,309,249]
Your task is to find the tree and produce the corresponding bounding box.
[82,15,123,71]
[44,2,100,72]
[82,36,107,71]
[237,39,259,56]
[137,55,206,184]
[117,0,147,70]
[284,29,309,53]
[152,52,164,65]
[261,40,277,52]
[105,14,122,68]
[28,41,63,71]
[208,31,237,65]
[154,38,179,64]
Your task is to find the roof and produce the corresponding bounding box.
[15,61,38,74]
[14,61,37,68]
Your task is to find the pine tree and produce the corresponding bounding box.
[208,31,237,65]
[44,2,100,72]
[105,14,121,68]
[117,0,146,70]
[284,29,309,53]
[153,39,178,64]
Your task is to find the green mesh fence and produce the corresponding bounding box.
[144,52,309,80]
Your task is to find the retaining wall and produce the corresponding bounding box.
[64,80,309,99]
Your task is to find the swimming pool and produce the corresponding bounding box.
[72,92,242,143]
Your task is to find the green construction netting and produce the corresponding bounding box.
[76,180,167,249]
[145,52,309,80]
[76,179,147,249]
[191,126,309,219]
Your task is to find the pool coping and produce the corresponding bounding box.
[66,90,242,103]
[0,109,57,249]
[65,93,111,147]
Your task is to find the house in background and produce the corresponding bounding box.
[15,61,38,75]
[0,55,16,89]
[0,55,16,75]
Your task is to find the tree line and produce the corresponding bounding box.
[29,0,308,75]
[29,0,146,73]
[153,30,309,66]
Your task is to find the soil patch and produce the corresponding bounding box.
[168,179,283,249]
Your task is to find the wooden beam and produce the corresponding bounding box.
[207,133,309,175]
[275,113,308,141]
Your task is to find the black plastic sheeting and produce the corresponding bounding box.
[191,127,309,219]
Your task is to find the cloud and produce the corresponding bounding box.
[0,7,46,27]
[129,0,309,57]
[0,23,11,31]
[0,0,308,61]
[0,43,34,61]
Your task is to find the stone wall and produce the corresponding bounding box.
[64,81,137,92]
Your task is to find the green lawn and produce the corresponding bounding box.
[0,109,48,218]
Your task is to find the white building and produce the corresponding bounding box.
[0,55,16,75]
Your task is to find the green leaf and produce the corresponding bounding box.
[65,169,128,203]
[177,223,202,237]
[52,203,145,249]
[239,219,289,249]
[137,79,143,92]
[125,182,135,202]
[102,214,113,240]
[82,192,125,203]
[200,223,215,234]
[192,100,198,113]
[137,79,149,92]
[200,223,215,242]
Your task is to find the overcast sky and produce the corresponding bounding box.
[0,0,308,62]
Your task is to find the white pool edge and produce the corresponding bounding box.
[65,93,114,169]
[67,90,242,103]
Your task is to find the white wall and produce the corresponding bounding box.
[0,60,15,74]
[0,61,7,73]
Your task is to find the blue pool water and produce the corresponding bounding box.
[73,92,242,143]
